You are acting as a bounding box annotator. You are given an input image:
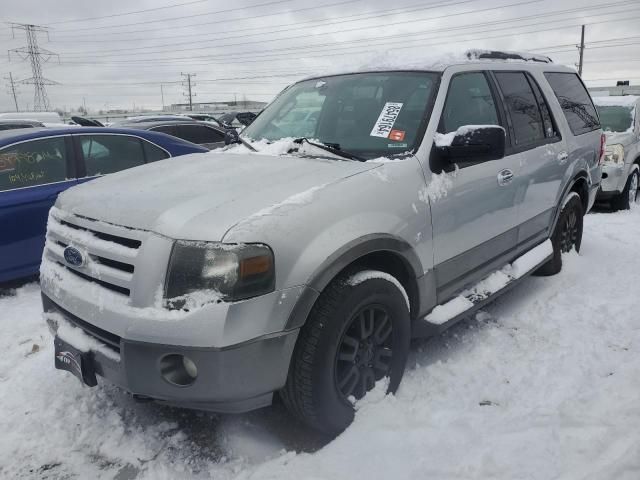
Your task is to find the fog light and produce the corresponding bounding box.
[159,354,198,386]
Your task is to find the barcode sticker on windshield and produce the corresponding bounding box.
[370,102,403,138]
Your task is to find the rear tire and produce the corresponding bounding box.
[535,193,583,276]
[281,270,410,435]
[611,169,639,211]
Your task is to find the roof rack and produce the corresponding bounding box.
[465,49,553,64]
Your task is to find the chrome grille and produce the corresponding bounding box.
[45,209,143,297]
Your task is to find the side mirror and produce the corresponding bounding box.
[435,125,506,163]
[224,129,240,145]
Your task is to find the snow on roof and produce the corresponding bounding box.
[300,49,561,81]
[593,95,640,107]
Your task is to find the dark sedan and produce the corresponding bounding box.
[0,127,208,283]
[117,120,227,150]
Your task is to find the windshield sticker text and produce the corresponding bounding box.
[370,102,403,138]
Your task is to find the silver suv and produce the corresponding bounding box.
[593,95,640,209]
[41,51,603,435]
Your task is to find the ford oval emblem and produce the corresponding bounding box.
[63,246,85,267]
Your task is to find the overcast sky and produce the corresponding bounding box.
[0,0,638,112]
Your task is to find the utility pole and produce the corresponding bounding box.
[181,73,196,111]
[5,72,20,111]
[577,25,585,77]
[8,23,59,111]
[160,84,165,111]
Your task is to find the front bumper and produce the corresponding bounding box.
[597,164,628,197]
[43,293,299,413]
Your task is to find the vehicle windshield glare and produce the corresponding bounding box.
[241,72,440,160]
[596,105,635,133]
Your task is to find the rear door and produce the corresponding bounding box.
[429,71,521,301]
[0,135,77,281]
[491,70,568,246]
[73,133,148,182]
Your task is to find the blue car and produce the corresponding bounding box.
[0,127,208,283]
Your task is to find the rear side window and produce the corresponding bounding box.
[543,72,600,135]
[441,72,499,133]
[0,137,69,192]
[174,125,225,144]
[142,140,170,162]
[494,72,545,146]
[79,135,145,176]
[150,125,176,136]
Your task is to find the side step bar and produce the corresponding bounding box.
[412,240,553,338]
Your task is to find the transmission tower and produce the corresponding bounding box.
[181,73,196,111]
[8,23,59,111]
[5,72,20,112]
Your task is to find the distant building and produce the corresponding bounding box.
[589,81,640,97]
[169,100,267,112]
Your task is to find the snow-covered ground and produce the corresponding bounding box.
[1,207,640,479]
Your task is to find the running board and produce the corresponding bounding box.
[412,240,553,338]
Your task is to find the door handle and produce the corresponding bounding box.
[497,169,514,186]
[558,152,569,164]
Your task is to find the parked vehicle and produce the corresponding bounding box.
[117,120,227,150]
[0,127,208,283]
[593,95,640,209]
[186,113,233,130]
[0,119,45,131]
[0,111,62,124]
[217,111,258,128]
[115,115,192,124]
[41,51,603,435]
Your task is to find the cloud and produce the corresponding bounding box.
[1,0,638,112]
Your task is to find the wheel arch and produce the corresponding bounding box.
[285,235,424,330]
[550,171,589,235]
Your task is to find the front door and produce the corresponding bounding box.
[428,71,521,301]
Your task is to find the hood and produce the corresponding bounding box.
[604,130,635,147]
[57,152,378,241]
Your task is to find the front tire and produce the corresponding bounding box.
[611,169,639,211]
[281,270,410,435]
[535,193,583,276]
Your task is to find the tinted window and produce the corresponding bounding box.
[441,72,499,133]
[528,75,557,138]
[79,135,145,176]
[0,137,68,192]
[143,140,170,162]
[175,125,225,144]
[544,72,600,135]
[495,72,545,146]
[150,125,176,136]
[0,124,35,131]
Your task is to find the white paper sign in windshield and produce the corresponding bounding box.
[370,102,403,138]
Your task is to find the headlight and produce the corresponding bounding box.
[165,241,275,308]
[604,144,625,165]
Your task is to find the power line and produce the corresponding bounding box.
[46,0,479,44]
[53,5,640,67]
[8,23,59,111]
[46,0,214,25]
[51,0,293,33]
[58,0,542,59]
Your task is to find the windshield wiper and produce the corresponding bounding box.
[225,129,259,152]
[293,137,366,162]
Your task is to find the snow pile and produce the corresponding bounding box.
[2,212,640,478]
[434,125,504,147]
[419,168,457,203]
[49,311,121,362]
[424,296,474,326]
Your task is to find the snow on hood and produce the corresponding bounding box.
[56,151,378,241]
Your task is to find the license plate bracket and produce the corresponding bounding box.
[54,336,98,387]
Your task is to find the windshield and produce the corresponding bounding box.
[596,105,635,133]
[241,72,440,160]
